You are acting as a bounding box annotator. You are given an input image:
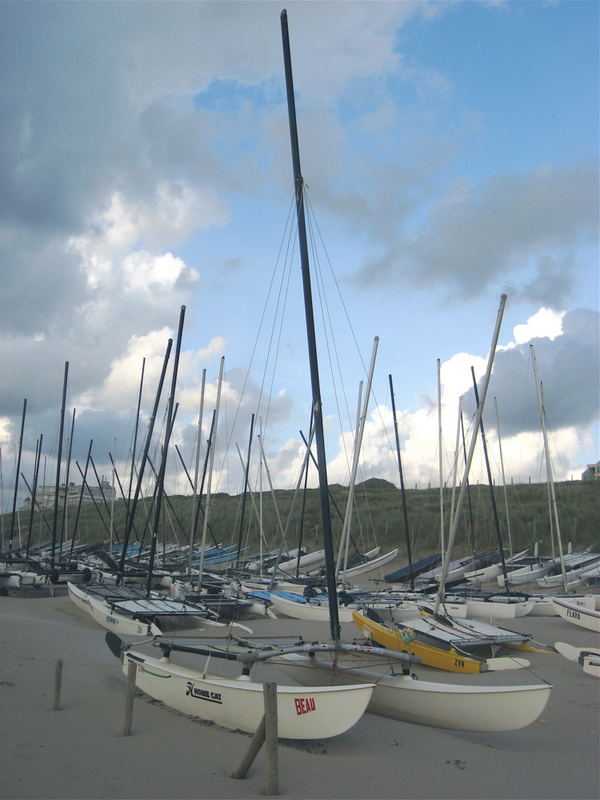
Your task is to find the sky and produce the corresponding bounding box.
[0,0,598,520]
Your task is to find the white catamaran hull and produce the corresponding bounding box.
[422,598,534,621]
[268,592,356,623]
[123,649,373,739]
[337,548,399,580]
[465,550,530,585]
[555,641,600,678]
[277,654,551,732]
[553,595,600,633]
[499,562,552,586]
[68,582,161,636]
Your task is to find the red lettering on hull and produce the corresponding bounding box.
[294,696,317,715]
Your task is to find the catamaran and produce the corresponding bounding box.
[553,594,600,633]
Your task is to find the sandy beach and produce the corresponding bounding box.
[1,587,598,800]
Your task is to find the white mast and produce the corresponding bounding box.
[336,379,363,577]
[494,396,513,556]
[530,344,568,592]
[188,368,206,578]
[197,357,224,586]
[434,294,507,612]
[110,437,116,554]
[336,336,379,581]
[437,358,445,572]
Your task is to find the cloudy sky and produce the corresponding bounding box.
[0,0,598,516]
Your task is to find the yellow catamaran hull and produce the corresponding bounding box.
[352,610,529,674]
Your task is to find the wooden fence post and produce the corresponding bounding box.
[231,717,266,779]
[231,681,279,794]
[263,682,279,795]
[53,659,63,711]
[123,660,136,736]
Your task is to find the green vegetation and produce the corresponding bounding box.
[6,477,598,562]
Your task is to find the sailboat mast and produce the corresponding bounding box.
[146,305,186,596]
[25,435,43,556]
[470,367,509,592]
[530,344,567,592]
[437,359,445,572]
[494,397,514,556]
[236,413,255,568]
[280,9,340,641]
[51,362,69,572]
[188,368,206,578]
[434,294,507,612]
[8,398,27,553]
[389,374,414,588]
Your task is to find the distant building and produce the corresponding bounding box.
[22,480,116,510]
[581,462,600,481]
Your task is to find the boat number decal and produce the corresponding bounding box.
[454,658,465,668]
[185,681,223,704]
[566,609,580,620]
[105,615,118,625]
[294,697,316,716]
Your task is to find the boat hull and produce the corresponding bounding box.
[68,582,161,636]
[555,641,600,678]
[278,654,551,732]
[421,598,534,620]
[582,655,600,678]
[553,596,600,632]
[123,650,373,739]
[352,610,529,674]
[269,592,355,623]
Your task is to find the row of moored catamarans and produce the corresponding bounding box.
[2,535,599,740]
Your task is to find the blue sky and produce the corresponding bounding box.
[0,0,598,517]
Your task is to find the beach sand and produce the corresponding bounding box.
[1,587,598,800]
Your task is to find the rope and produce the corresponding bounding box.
[10,654,121,669]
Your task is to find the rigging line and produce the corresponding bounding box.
[215,197,297,474]
[304,191,366,372]
[260,216,296,438]
[306,207,378,549]
[256,206,296,438]
[305,190,399,504]
[210,205,298,497]
[305,190,395,478]
[305,199,354,436]
[305,202,356,484]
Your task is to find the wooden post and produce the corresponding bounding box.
[231,681,279,793]
[231,716,266,779]
[123,660,136,736]
[53,659,63,711]
[263,682,279,795]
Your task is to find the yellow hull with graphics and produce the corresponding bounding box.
[352,610,485,673]
[352,610,530,674]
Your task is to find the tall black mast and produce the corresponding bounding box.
[51,361,69,572]
[118,338,172,584]
[8,398,27,553]
[389,374,414,589]
[280,9,340,641]
[471,367,509,592]
[145,306,186,596]
[236,413,255,568]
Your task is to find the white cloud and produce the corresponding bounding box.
[0,2,596,507]
[0,418,12,447]
[122,251,197,293]
[76,327,175,412]
[512,308,564,344]
[286,308,599,491]
[352,162,598,305]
